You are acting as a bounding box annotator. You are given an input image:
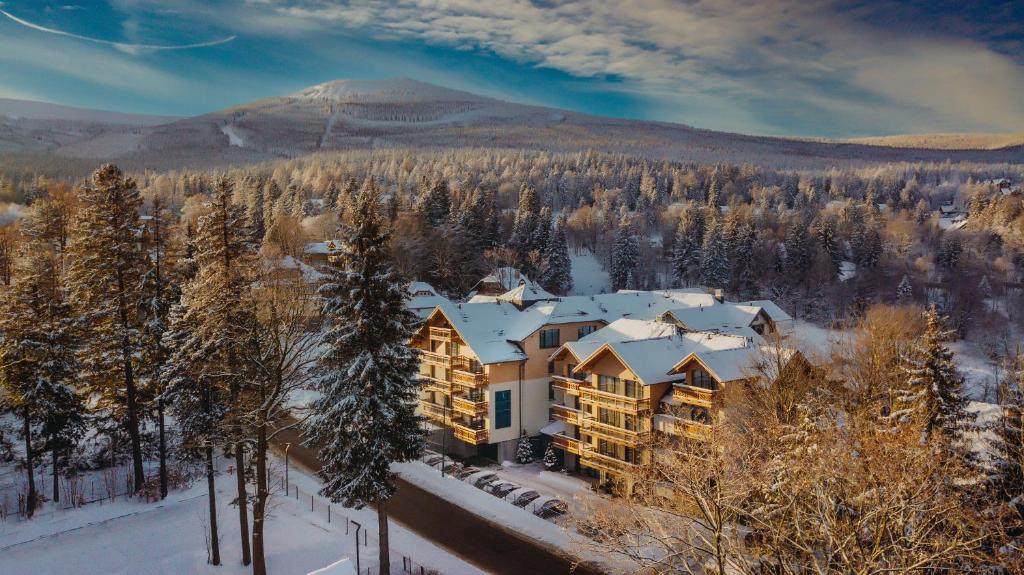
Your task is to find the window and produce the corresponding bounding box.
[624,414,636,431]
[691,369,715,390]
[539,328,560,349]
[623,446,635,463]
[624,379,637,398]
[598,375,619,393]
[494,390,512,429]
[451,342,460,356]
[577,325,597,339]
[547,361,555,374]
[566,363,576,378]
[548,381,555,401]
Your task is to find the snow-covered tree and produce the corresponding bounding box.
[897,274,913,303]
[511,184,542,269]
[540,217,573,295]
[543,443,558,470]
[516,433,534,464]
[700,221,730,290]
[305,179,424,575]
[66,164,148,492]
[989,355,1024,514]
[611,215,639,291]
[417,178,451,227]
[672,208,706,287]
[891,308,974,450]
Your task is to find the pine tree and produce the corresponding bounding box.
[188,176,255,566]
[305,179,425,575]
[66,164,147,492]
[671,208,705,287]
[541,218,573,295]
[812,216,842,280]
[511,185,541,268]
[896,274,913,303]
[989,355,1024,524]
[610,215,639,291]
[543,443,558,470]
[163,303,225,566]
[783,220,812,280]
[891,308,974,449]
[516,433,534,464]
[0,240,83,516]
[700,221,730,289]
[418,178,451,227]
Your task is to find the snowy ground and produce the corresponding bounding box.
[568,249,611,296]
[1,455,483,575]
[220,123,245,147]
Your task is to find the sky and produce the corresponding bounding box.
[0,0,1022,138]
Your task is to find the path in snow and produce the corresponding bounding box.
[319,104,341,149]
[220,123,245,147]
[568,248,610,296]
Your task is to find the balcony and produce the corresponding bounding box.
[452,395,488,417]
[418,400,448,425]
[581,450,636,475]
[551,375,584,396]
[583,419,647,445]
[420,351,451,367]
[672,384,716,408]
[451,369,488,390]
[418,374,451,394]
[579,387,645,412]
[551,433,584,456]
[654,414,712,440]
[550,404,585,426]
[429,327,452,342]
[453,423,488,445]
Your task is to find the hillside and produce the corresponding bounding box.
[844,133,1024,150]
[4,78,1024,174]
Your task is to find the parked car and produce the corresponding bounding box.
[421,454,443,467]
[470,473,500,488]
[532,498,568,520]
[488,482,521,498]
[511,490,541,508]
[443,463,464,477]
[454,466,480,479]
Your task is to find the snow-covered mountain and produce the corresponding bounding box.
[4,78,1023,174]
[0,98,176,125]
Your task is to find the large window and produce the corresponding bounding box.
[577,325,597,339]
[539,328,561,349]
[598,375,619,393]
[494,390,512,429]
[691,369,715,390]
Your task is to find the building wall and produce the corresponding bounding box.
[486,375,551,444]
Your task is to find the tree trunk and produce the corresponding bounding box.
[52,444,60,503]
[22,408,36,518]
[235,443,251,566]
[251,422,269,575]
[377,500,390,575]
[158,398,168,499]
[206,445,221,566]
[117,267,144,492]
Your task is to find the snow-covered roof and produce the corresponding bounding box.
[738,300,793,323]
[408,281,439,296]
[260,254,325,284]
[432,301,531,364]
[407,294,450,319]
[539,420,568,436]
[661,304,761,333]
[304,239,345,255]
[496,282,557,304]
[676,345,798,384]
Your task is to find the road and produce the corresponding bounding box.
[272,423,601,575]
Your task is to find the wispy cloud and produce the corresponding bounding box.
[0,7,236,54]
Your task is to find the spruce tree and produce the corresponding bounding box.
[419,178,451,227]
[611,215,640,291]
[700,221,730,290]
[305,179,424,575]
[671,208,705,287]
[516,433,534,464]
[541,217,573,295]
[543,443,558,470]
[892,308,974,449]
[896,274,913,303]
[66,164,147,492]
[989,355,1023,517]
[511,184,541,268]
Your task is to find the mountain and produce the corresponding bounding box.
[4,78,1023,174]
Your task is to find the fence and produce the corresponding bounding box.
[275,474,438,575]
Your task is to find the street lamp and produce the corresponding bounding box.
[440,403,448,478]
[283,442,292,492]
[351,520,362,574]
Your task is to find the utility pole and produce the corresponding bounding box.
[283,442,291,492]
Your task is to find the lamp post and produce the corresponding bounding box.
[441,401,449,478]
[351,520,362,574]
[283,442,291,492]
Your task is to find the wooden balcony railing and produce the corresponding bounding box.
[550,404,585,426]
[419,377,451,395]
[451,369,488,389]
[551,434,584,456]
[452,396,488,417]
[581,450,636,475]
[418,400,448,425]
[420,351,451,367]
[453,424,488,445]
[583,419,647,445]
[429,327,452,342]
[676,419,713,441]
[672,384,716,408]
[579,387,645,412]
[551,375,584,395]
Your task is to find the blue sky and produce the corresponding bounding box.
[0,0,1022,137]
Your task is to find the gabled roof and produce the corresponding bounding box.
[661,304,763,333]
[304,239,346,255]
[738,300,793,323]
[497,282,557,304]
[408,281,439,296]
[671,345,799,384]
[429,301,530,364]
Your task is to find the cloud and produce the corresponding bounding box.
[0,7,236,54]
[245,0,1024,135]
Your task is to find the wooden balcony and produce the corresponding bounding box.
[420,351,451,367]
[551,375,584,396]
[451,369,488,390]
[549,404,585,426]
[452,395,488,417]
[429,327,452,342]
[581,450,636,475]
[453,423,488,445]
[418,374,451,394]
[672,384,716,408]
[654,414,712,441]
[583,419,647,445]
[551,433,583,456]
[579,387,645,412]
[418,400,448,425]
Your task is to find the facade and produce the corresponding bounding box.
[411,286,797,467]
